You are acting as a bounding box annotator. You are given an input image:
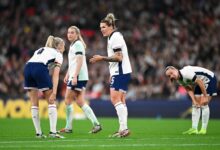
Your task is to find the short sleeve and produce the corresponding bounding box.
[111,33,124,50]
[55,52,63,65]
[74,41,85,54]
[180,66,196,81]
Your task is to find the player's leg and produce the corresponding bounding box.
[110,89,130,137]
[198,76,217,134]
[192,96,201,133]
[183,96,201,135]
[59,89,74,133]
[24,63,46,138]
[29,89,46,138]
[121,93,129,137]
[44,89,57,133]
[75,90,101,133]
[111,90,129,136]
[110,74,131,137]
[44,90,64,138]
[122,93,128,121]
[199,96,212,134]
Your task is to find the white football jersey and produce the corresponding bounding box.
[28,47,63,65]
[107,31,132,76]
[68,40,89,81]
[178,66,215,87]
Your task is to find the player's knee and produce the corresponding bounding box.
[111,93,120,101]
[110,98,121,105]
[76,99,85,107]
[65,98,72,105]
[48,99,55,105]
[201,101,209,106]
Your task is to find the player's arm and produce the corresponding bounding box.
[195,78,207,97]
[89,50,123,63]
[49,63,61,102]
[185,85,198,106]
[195,78,208,105]
[71,53,83,85]
[102,50,123,62]
[64,69,69,83]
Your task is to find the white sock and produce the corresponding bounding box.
[201,105,210,130]
[81,104,100,126]
[31,106,42,134]
[115,102,127,131]
[65,104,73,130]
[192,105,201,130]
[48,104,57,133]
[124,104,128,129]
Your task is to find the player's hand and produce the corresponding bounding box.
[64,74,69,83]
[200,96,209,105]
[192,99,200,108]
[49,93,56,104]
[195,103,200,108]
[71,77,77,85]
[89,55,103,63]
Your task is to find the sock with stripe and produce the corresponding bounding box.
[192,105,201,130]
[48,104,57,133]
[81,104,100,126]
[31,106,42,134]
[65,104,73,130]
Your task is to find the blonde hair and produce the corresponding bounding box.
[68,26,87,49]
[165,66,176,73]
[101,13,117,29]
[45,35,64,49]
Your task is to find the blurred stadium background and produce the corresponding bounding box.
[1,1,220,149]
[0,0,220,118]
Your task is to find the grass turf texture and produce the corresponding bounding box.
[0,118,220,150]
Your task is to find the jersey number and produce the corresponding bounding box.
[111,76,115,85]
[37,48,44,54]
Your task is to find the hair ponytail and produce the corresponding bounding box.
[45,35,64,49]
[45,35,54,47]
[101,13,117,29]
[78,34,86,49]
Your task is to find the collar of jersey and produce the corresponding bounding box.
[108,30,117,40]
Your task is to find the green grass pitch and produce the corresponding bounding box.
[0,118,220,150]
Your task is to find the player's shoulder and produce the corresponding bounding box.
[74,40,83,46]
[43,46,49,50]
[43,47,58,53]
[182,65,193,71]
[72,40,84,49]
[109,31,123,40]
[113,31,123,37]
[180,66,193,76]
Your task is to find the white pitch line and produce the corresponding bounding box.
[0,143,220,148]
[0,137,219,144]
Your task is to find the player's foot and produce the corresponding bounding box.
[109,129,130,138]
[36,133,47,138]
[182,128,198,135]
[89,125,102,134]
[59,128,73,133]
[49,132,65,138]
[118,129,130,137]
[109,131,120,138]
[198,128,207,135]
